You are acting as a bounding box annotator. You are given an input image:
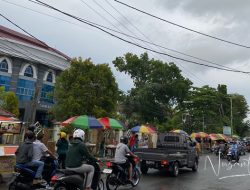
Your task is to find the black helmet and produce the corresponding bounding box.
[120,136,128,144]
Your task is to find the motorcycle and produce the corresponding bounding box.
[104,155,141,190]
[227,147,240,162]
[51,160,104,190]
[9,156,58,190]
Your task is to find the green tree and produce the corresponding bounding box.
[52,58,119,120]
[0,86,19,116]
[181,85,249,136]
[113,52,192,127]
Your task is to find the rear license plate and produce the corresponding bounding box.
[146,161,155,165]
[103,169,112,174]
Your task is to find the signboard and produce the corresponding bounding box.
[0,155,16,174]
[223,126,231,136]
[0,122,22,134]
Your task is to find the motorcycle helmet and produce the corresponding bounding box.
[73,129,85,141]
[60,132,67,139]
[120,136,128,144]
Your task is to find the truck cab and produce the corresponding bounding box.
[134,132,198,177]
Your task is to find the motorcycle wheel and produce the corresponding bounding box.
[131,168,140,187]
[8,182,16,190]
[106,173,119,190]
[97,179,104,190]
[227,156,232,162]
[54,183,68,190]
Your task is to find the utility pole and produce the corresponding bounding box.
[202,114,205,132]
[230,97,233,136]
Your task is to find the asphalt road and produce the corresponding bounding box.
[1,153,250,190]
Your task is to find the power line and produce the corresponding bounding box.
[104,0,206,85]
[3,0,244,73]
[0,13,49,47]
[114,0,250,49]
[26,0,250,74]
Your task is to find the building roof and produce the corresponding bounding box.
[0,107,16,117]
[0,25,71,70]
[0,25,70,61]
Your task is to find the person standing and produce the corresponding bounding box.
[56,132,69,169]
[99,137,105,158]
[129,132,136,152]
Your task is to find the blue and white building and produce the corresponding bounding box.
[0,25,70,126]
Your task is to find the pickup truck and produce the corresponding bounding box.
[134,132,198,177]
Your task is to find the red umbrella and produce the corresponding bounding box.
[98,117,124,130]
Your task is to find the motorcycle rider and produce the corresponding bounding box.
[15,131,44,185]
[114,136,137,183]
[32,132,56,184]
[231,140,239,160]
[65,129,97,190]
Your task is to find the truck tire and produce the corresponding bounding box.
[192,160,198,172]
[140,161,148,174]
[171,162,179,177]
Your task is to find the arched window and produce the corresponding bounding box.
[47,72,53,83]
[24,65,33,78]
[0,59,8,72]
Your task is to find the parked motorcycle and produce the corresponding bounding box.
[104,155,141,190]
[227,147,240,162]
[51,161,104,190]
[9,156,57,190]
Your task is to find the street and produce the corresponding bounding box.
[1,153,250,190]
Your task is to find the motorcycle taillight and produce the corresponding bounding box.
[51,175,59,183]
[106,162,112,168]
[133,157,139,163]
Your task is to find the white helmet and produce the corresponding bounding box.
[73,129,85,141]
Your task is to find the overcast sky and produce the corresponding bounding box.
[1,0,250,116]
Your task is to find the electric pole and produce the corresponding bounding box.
[230,97,233,136]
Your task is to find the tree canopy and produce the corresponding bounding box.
[0,86,19,117]
[113,52,192,126]
[52,58,119,120]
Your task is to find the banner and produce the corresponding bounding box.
[0,122,22,134]
[223,126,231,136]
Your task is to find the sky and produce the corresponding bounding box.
[1,0,250,115]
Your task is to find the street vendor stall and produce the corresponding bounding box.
[0,115,22,182]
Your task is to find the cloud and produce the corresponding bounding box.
[1,0,250,114]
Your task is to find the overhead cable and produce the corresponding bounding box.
[4,0,243,72]
[114,0,250,49]
[26,0,250,74]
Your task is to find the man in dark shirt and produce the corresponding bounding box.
[15,131,34,164]
[65,129,97,190]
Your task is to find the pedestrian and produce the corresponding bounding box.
[56,132,69,169]
[129,132,136,152]
[135,134,139,149]
[99,137,105,158]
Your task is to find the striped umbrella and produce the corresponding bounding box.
[171,129,188,136]
[131,125,156,134]
[209,133,225,141]
[191,132,209,139]
[98,117,124,130]
[61,115,103,129]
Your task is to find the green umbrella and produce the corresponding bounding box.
[98,117,124,130]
